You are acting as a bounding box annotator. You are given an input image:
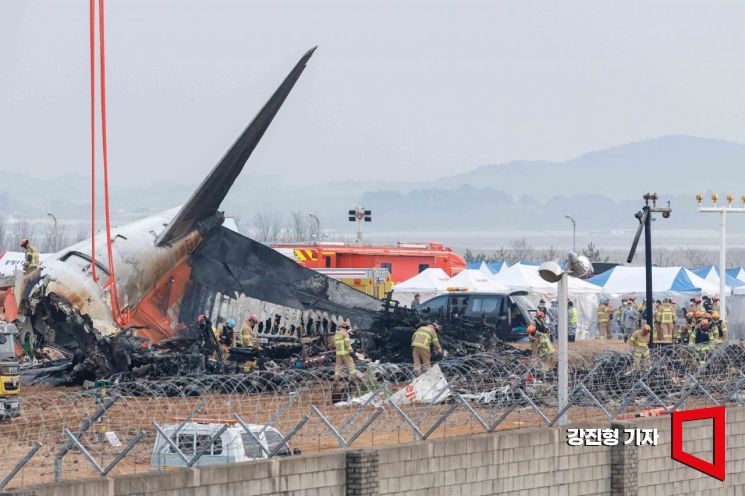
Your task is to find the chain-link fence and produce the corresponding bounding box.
[2,342,744,489]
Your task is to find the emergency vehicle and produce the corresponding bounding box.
[271,242,466,283]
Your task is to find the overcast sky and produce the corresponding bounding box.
[3,0,745,188]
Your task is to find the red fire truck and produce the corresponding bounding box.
[271,241,466,283]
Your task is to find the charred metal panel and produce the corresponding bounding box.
[182,227,383,329]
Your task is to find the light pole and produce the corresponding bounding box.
[564,215,576,252]
[626,193,672,345]
[695,194,745,326]
[539,253,593,425]
[47,212,58,230]
[307,213,321,240]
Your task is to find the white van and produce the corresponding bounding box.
[150,421,300,470]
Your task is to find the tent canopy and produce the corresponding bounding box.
[466,261,508,275]
[493,263,602,294]
[448,269,511,293]
[692,265,745,288]
[727,267,745,283]
[588,266,724,294]
[395,268,451,292]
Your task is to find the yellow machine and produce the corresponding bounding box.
[0,321,21,419]
[314,268,394,299]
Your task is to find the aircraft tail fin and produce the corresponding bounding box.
[156,47,316,246]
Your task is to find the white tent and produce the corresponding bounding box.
[493,263,602,294]
[393,268,452,307]
[492,264,602,339]
[448,269,511,293]
[588,266,726,297]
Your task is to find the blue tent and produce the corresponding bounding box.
[587,266,716,293]
[727,267,745,283]
[466,261,508,274]
[487,261,507,273]
[691,265,745,288]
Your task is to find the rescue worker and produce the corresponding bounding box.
[709,312,724,344]
[411,294,422,311]
[239,315,260,372]
[537,299,549,318]
[629,324,651,365]
[702,295,713,313]
[195,314,218,358]
[527,325,555,368]
[679,311,694,344]
[596,298,612,339]
[567,301,578,342]
[621,300,638,342]
[20,239,39,275]
[692,297,704,314]
[657,299,675,342]
[217,319,236,359]
[532,311,550,336]
[240,315,258,347]
[653,300,662,332]
[547,300,559,339]
[411,321,444,375]
[333,321,357,379]
[689,318,713,351]
[712,296,720,313]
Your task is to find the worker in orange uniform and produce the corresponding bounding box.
[333,321,357,379]
[20,239,39,275]
[411,322,444,375]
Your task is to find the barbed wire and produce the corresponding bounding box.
[2,342,745,488]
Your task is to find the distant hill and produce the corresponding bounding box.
[3,135,745,233]
[430,135,745,199]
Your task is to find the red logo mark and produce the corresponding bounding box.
[671,406,726,481]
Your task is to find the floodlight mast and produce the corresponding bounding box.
[626,193,672,347]
[695,193,745,325]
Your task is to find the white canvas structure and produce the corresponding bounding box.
[392,268,452,307]
[448,269,511,293]
[588,266,725,298]
[491,264,602,338]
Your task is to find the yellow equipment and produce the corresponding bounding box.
[314,268,394,299]
[0,321,21,419]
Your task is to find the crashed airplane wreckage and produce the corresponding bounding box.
[12,47,523,386]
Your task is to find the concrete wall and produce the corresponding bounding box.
[8,451,346,496]
[10,405,745,496]
[636,405,745,496]
[376,428,610,496]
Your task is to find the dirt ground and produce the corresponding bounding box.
[0,340,644,488]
